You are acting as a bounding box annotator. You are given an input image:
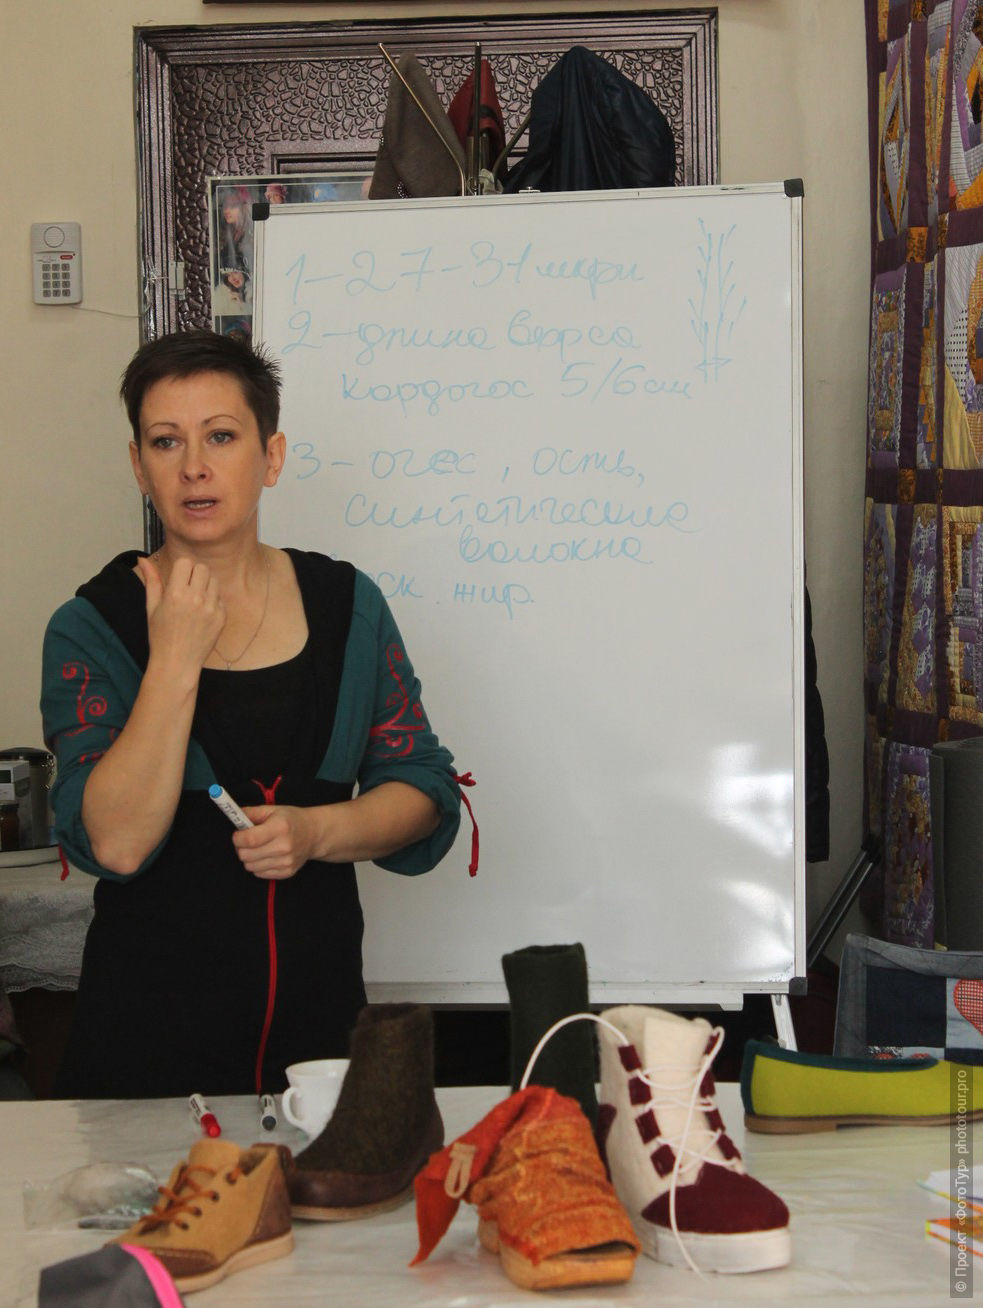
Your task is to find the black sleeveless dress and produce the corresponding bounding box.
[54,551,368,1098]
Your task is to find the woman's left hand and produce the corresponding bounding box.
[233,805,318,880]
[232,785,439,878]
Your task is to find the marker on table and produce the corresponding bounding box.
[189,1092,221,1138]
[208,784,253,830]
[260,1093,278,1132]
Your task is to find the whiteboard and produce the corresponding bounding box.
[254,184,805,1005]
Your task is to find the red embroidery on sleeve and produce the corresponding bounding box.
[62,661,109,737]
[368,644,425,757]
[78,733,118,766]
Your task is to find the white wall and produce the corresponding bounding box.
[0,0,869,947]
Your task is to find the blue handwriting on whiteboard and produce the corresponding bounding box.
[559,360,690,401]
[472,496,692,532]
[458,524,651,566]
[351,322,494,366]
[366,570,424,600]
[532,447,644,487]
[369,448,476,478]
[290,441,322,479]
[285,254,341,306]
[340,373,533,418]
[286,243,535,297]
[285,241,640,302]
[346,494,472,529]
[283,311,319,353]
[342,492,692,533]
[470,240,532,288]
[345,251,397,296]
[534,254,643,301]
[286,254,304,305]
[688,221,748,383]
[398,247,440,291]
[453,581,533,619]
[507,309,639,363]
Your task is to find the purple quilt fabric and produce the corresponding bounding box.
[866,0,983,943]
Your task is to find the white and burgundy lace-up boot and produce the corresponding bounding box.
[596,1005,790,1274]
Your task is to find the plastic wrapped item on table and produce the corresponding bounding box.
[23,1160,159,1231]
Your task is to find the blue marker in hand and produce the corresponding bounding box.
[208,784,253,830]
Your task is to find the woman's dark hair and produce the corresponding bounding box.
[120,329,282,448]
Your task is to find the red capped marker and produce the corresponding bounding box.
[189,1092,221,1138]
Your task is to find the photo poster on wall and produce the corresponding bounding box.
[208,173,370,339]
[253,183,806,1005]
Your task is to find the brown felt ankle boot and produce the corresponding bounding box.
[286,1003,444,1220]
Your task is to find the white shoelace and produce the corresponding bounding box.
[520,1012,734,1277]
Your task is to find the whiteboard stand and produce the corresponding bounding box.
[806,836,881,970]
[770,993,797,1051]
[254,181,806,1011]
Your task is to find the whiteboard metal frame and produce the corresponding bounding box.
[254,181,807,1010]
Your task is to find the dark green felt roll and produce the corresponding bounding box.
[502,942,597,1126]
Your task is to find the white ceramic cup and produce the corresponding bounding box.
[281,1058,349,1137]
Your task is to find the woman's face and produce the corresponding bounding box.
[129,371,285,553]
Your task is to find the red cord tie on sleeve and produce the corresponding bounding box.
[453,772,479,876]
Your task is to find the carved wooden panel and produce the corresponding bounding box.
[136,12,717,337]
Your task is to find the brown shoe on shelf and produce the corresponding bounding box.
[412,1085,640,1291]
[113,1139,293,1294]
[287,1003,444,1220]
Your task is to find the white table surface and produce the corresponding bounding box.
[1,1082,977,1307]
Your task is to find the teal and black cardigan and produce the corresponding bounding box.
[42,551,461,880]
[39,549,461,1097]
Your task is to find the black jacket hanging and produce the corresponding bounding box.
[503,46,676,194]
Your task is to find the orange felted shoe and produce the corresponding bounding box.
[411,1085,640,1291]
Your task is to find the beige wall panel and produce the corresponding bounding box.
[1,1,867,949]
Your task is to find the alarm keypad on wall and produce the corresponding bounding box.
[31,223,82,305]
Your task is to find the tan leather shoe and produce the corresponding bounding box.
[113,1140,293,1294]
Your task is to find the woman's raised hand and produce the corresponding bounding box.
[136,554,226,671]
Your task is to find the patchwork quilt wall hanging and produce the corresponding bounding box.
[866,0,983,945]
